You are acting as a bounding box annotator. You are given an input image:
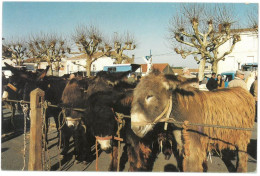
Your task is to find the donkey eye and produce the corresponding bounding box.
[146,95,154,102]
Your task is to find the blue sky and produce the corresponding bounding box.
[2,1,258,68]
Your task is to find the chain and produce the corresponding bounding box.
[58,110,65,171]
[21,103,29,171]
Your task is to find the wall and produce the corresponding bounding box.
[64,56,114,75]
[217,30,258,74]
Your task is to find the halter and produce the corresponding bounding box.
[95,135,123,171]
[58,109,86,132]
[7,83,17,92]
[131,95,173,130]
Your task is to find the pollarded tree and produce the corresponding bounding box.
[246,5,258,31]
[71,24,112,77]
[110,31,136,64]
[27,32,69,75]
[168,4,241,81]
[2,37,28,66]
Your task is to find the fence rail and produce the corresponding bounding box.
[3,98,254,132]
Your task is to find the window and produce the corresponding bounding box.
[108,67,116,72]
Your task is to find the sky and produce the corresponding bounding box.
[1,0,259,68]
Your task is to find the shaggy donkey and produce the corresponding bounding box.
[130,70,255,172]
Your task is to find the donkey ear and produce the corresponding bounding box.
[162,75,198,91]
[162,74,181,90]
[4,62,30,80]
[177,77,198,91]
[36,66,50,81]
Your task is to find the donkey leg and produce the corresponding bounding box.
[109,145,118,171]
[127,145,140,171]
[236,148,248,172]
[10,104,15,128]
[182,135,206,172]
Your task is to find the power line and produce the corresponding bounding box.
[134,52,176,60]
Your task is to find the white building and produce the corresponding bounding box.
[2,55,115,77]
[65,55,114,76]
[217,29,258,74]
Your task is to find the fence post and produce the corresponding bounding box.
[28,88,45,171]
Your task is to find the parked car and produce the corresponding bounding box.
[221,71,235,88]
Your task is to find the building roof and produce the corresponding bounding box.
[141,63,169,73]
[172,68,183,75]
[189,69,199,73]
[172,68,199,75]
[230,28,257,33]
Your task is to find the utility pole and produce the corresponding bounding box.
[143,50,152,75]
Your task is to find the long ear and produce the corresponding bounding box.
[4,62,30,80]
[177,77,198,90]
[36,66,50,81]
[162,74,182,90]
[162,74,198,91]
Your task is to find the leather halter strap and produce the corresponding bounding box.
[7,83,17,92]
[131,95,173,127]
[95,135,123,142]
[65,117,82,122]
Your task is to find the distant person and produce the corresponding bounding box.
[182,67,198,88]
[206,72,218,91]
[69,73,76,80]
[250,76,258,101]
[201,76,208,85]
[250,76,258,122]
[182,67,193,78]
[136,75,142,83]
[246,71,256,91]
[217,74,225,89]
[228,70,247,90]
[127,73,136,84]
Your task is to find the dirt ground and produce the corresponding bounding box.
[1,108,258,173]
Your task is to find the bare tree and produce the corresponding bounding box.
[246,5,258,31]
[168,4,241,81]
[27,32,69,75]
[110,31,136,64]
[2,37,28,66]
[71,24,112,77]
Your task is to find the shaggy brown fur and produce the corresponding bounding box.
[127,140,153,171]
[131,70,255,172]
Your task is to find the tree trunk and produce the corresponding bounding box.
[86,59,92,77]
[212,60,219,74]
[198,58,206,82]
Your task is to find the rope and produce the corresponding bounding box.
[182,120,190,171]
[2,98,254,131]
[58,110,67,130]
[95,135,124,171]
[21,103,28,171]
[2,98,30,104]
[57,109,66,171]
[115,113,254,131]
[2,99,85,112]
[7,83,17,92]
[164,96,172,130]
[129,117,254,131]
[95,139,99,171]
[41,101,51,171]
[116,119,124,172]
